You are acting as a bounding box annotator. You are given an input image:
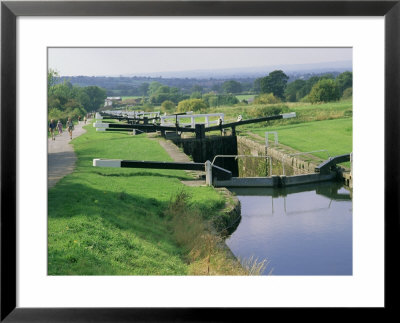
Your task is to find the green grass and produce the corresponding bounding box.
[48,126,227,275]
[208,100,352,166]
[211,99,352,125]
[236,94,255,101]
[121,96,143,100]
[248,118,353,160]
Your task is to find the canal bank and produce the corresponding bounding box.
[49,126,250,275]
[236,135,352,189]
[152,131,351,230]
[152,134,243,251]
[153,134,352,275]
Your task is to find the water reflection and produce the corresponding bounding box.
[226,181,352,275]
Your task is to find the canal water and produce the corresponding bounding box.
[226,181,352,275]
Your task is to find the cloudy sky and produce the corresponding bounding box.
[48,47,352,77]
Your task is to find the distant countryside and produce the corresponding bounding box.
[48,68,352,161]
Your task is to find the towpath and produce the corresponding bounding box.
[149,134,206,186]
[48,120,89,189]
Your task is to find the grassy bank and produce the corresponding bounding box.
[246,118,352,160]
[48,126,248,275]
[208,100,352,165]
[209,99,352,124]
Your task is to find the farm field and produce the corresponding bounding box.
[121,95,143,100]
[210,99,352,122]
[236,94,255,101]
[247,118,353,161]
[48,126,240,275]
[208,99,353,167]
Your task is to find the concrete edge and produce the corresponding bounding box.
[93,159,122,167]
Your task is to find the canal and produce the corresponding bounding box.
[226,181,352,275]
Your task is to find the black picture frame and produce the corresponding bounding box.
[1,1,399,321]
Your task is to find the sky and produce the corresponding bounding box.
[48,47,352,77]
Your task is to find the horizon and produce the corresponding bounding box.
[48,47,352,78]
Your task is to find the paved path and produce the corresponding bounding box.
[152,135,206,186]
[48,120,90,189]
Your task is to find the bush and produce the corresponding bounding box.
[141,103,154,111]
[254,93,281,104]
[344,109,352,117]
[48,108,63,122]
[248,104,290,118]
[341,87,352,100]
[202,93,239,107]
[190,91,202,99]
[299,95,310,102]
[161,100,176,113]
[48,106,87,125]
[309,79,340,103]
[177,99,208,113]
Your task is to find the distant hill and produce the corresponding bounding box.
[57,62,352,97]
[122,60,352,79]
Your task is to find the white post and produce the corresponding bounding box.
[350,152,353,176]
[191,116,195,128]
[205,116,209,127]
[205,160,212,186]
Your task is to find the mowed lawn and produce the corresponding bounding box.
[48,126,226,275]
[249,118,353,161]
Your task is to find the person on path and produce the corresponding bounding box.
[57,120,63,135]
[66,117,74,140]
[49,119,56,141]
[84,116,87,124]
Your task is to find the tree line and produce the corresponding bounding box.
[124,70,352,105]
[282,71,352,103]
[137,70,352,112]
[48,69,106,122]
[48,68,352,119]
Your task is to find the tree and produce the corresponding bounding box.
[48,81,78,108]
[81,86,107,111]
[222,80,242,94]
[48,69,59,89]
[202,93,239,107]
[335,71,352,96]
[190,85,203,94]
[211,83,221,93]
[260,70,289,99]
[298,74,335,99]
[148,82,163,96]
[284,79,306,102]
[253,78,262,93]
[190,91,202,99]
[149,85,182,104]
[138,82,150,96]
[308,79,340,103]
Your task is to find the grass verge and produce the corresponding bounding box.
[165,191,267,275]
[48,125,259,275]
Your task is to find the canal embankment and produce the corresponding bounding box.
[48,125,248,275]
[236,135,352,189]
[152,135,243,262]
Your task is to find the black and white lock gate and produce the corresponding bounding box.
[93,159,232,185]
